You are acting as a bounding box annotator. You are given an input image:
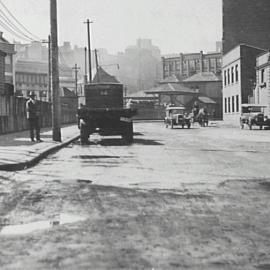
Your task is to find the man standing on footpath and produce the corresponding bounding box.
[26,91,42,142]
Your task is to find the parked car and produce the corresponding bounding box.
[240,104,270,130]
[164,106,191,129]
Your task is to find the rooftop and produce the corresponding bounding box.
[184,72,221,82]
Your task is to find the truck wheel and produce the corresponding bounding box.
[122,122,133,143]
[80,124,89,145]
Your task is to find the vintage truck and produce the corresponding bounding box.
[240,104,270,130]
[164,106,191,129]
[77,83,137,144]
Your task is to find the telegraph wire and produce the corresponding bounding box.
[0,19,31,41]
[0,10,35,41]
[0,0,41,41]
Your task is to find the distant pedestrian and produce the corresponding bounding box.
[26,91,42,142]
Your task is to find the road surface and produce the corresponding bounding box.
[0,122,270,270]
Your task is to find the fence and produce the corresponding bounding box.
[131,103,165,120]
[0,95,78,135]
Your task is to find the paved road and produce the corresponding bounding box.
[0,122,270,269]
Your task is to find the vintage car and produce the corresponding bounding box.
[164,106,191,129]
[240,104,270,130]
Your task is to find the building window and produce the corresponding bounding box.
[210,58,216,69]
[176,62,180,70]
[189,60,195,71]
[228,97,231,113]
[195,59,200,71]
[164,64,169,71]
[261,69,265,83]
[224,70,227,86]
[169,62,174,72]
[216,58,222,68]
[231,67,234,83]
[232,96,235,112]
[203,59,208,71]
[224,98,227,113]
[5,55,12,65]
[235,64,239,82]
[236,95,239,112]
[227,68,230,85]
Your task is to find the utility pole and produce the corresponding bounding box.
[84,47,87,84]
[50,0,61,142]
[94,49,100,83]
[48,35,51,102]
[42,35,51,102]
[72,63,80,96]
[84,19,93,83]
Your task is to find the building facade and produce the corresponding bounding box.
[223,0,270,54]
[0,32,15,86]
[162,51,222,81]
[0,50,6,94]
[183,72,223,119]
[15,60,48,100]
[253,51,270,116]
[222,44,265,124]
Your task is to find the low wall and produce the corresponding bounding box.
[132,103,166,120]
[0,95,77,135]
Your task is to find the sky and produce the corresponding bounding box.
[1,0,222,55]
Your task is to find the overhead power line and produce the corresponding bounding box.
[0,0,41,41]
[0,10,35,41]
[0,18,31,41]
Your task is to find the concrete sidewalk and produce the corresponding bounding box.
[0,124,80,171]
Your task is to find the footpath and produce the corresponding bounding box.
[0,124,80,171]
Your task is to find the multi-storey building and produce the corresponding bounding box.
[222,44,265,124]
[162,51,222,81]
[0,49,6,95]
[15,60,48,100]
[253,51,270,116]
[223,0,270,54]
[0,32,15,87]
[15,59,75,101]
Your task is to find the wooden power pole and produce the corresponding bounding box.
[72,63,80,96]
[50,0,61,142]
[48,35,51,102]
[94,49,100,83]
[84,47,87,84]
[84,19,93,83]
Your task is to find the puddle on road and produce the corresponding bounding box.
[0,213,86,236]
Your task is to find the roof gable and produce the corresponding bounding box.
[183,72,221,82]
[93,67,119,83]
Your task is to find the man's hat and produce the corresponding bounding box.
[29,91,36,97]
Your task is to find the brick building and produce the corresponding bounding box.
[183,72,223,119]
[253,51,270,116]
[162,51,222,81]
[0,32,15,86]
[0,50,6,94]
[223,0,270,54]
[222,44,265,124]
[15,60,48,100]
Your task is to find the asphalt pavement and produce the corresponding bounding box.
[0,124,80,171]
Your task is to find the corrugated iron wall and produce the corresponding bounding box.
[0,96,77,134]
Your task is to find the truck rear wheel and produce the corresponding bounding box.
[80,124,89,145]
[122,122,133,143]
